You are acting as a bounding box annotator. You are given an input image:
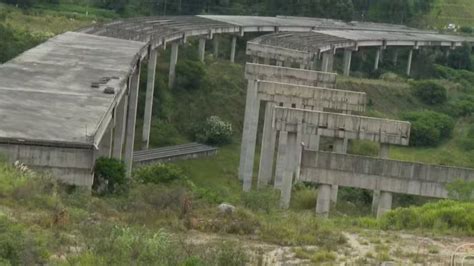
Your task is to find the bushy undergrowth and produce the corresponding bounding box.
[402,110,454,146]
[411,81,447,105]
[193,115,233,146]
[379,200,474,234]
[134,163,187,184]
[93,157,126,195]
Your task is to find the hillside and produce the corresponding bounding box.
[423,0,474,28]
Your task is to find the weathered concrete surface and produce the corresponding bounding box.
[273,107,411,146]
[256,81,366,113]
[142,48,158,149]
[0,32,146,186]
[301,150,474,198]
[245,63,337,88]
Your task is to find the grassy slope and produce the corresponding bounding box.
[423,0,474,27]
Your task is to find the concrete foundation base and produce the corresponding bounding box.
[377,191,393,218]
[316,184,331,217]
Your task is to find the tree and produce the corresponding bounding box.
[447,43,473,71]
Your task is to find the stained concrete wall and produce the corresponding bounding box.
[0,143,95,187]
[257,81,366,113]
[246,42,313,66]
[273,107,411,146]
[300,150,474,198]
[245,63,337,88]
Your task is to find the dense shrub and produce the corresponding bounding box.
[447,43,473,70]
[93,157,126,195]
[447,97,474,117]
[241,188,278,213]
[446,180,474,201]
[402,111,454,147]
[411,81,447,105]
[380,200,474,234]
[193,116,233,146]
[134,163,187,184]
[175,60,206,90]
[459,26,473,34]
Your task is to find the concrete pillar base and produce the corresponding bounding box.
[316,184,331,217]
[377,191,393,219]
[258,102,277,188]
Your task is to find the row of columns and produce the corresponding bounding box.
[320,47,417,77]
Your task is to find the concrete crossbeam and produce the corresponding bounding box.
[301,150,474,199]
[273,107,411,146]
[124,63,141,178]
[142,48,158,149]
[245,63,337,89]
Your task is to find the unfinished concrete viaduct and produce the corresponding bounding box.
[1,15,474,189]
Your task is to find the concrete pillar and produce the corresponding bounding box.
[213,37,219,58]
[393,49,399,66]
[240,80,260,192]
[198,38,206,63]
[374,47,381,70]
[407,49,413,76]
[263,57,270,65]
[274,130,288,190]
[377,191,393,219]
[98,123,113,158]
[343,49,352,76]
[316,184,331,218]
[168,42,179,88]
[230,36,237,63]
[112,95,128,159]
[299,63,306,70]
[331,138,348,204]
[124,64,141,178]
[321,52,334,72]
[258,102,277,188]
[142,48,158,150]
[372,143,390,214]
[276,60,283,67]
[280,132,297,209]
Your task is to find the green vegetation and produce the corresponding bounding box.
[134,163,188,184]
[193,116,234,146]
[93,157,126,195]
[412,80,448,105]
[402,110,454,147]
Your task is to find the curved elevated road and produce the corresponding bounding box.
[0,15,472,187]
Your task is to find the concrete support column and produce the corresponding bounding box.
[374,47,381,70]
[213,37,219,58]
[258,102,277,188]
[263,57,270,65]
[142,48,158,150]
[112,94,128,159]
[124,63,141,177]
[299,63,306,70]
[240,80,260,192]
[230,36,237,63]
[377,191,393,218]
[98,123,113,158]
[407,49,413,76]
[198,38,206,63]
[276,60,283,67]
[284,61,292,67]
[331,138,348,204]
[316,184,331,217]
[321,52,334,72]
[168,42,179,88]
[280,132,297,209]
[372,143,390,214]
[343,49,352,76]
[393,49,399,66]
[274,130,288,189]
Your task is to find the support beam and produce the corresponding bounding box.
[124,64,141,177]
[374,47,381,70]
[213,37,219,58]
[258,102,277,188]
[198,38,206,63]
[372,143,390,214]
[393,49,399,66]
[316,184,331,217]
[168,42,179,88]
[230,36,237,63]
[343,49,352,76]
[142,48,158,150]
[377,191,393,218]
[274,130,288,189]
[112,95,128,159]
[240,80,260,192]
[280,132,297,209]
[407,49,413,76]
